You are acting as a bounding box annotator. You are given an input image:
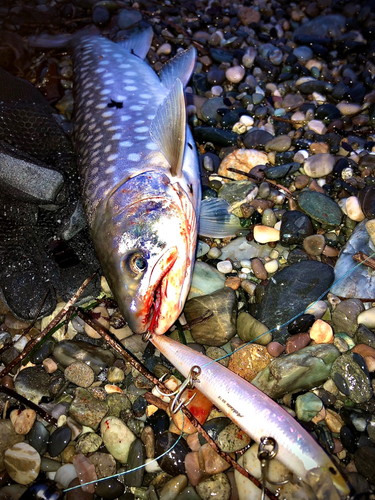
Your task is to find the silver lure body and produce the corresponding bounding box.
[151,334,350,497]
[73,31,201,334]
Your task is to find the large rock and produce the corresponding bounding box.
[184,287,237,347]
[0,420,25,471]
[252,344,340,399]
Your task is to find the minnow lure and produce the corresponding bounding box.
[150,333,350,497]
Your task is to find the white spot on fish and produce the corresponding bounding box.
[104,120,112,126]
[137,136,147,141]
[104,145,111,153]
[96,68,106,74]
[135,120,144,124]
[92,167,99,175]
[104,79,115,85]
[128,153,140,161]
[86,99,94,106]
[107,154,119,161]
[135,126,148,133]
[112,133,121,140]
[121,116,131,122]
[102,111,114,118]
[125,86,137,91]
[148,115,155,120]
[130,105,144,111]
[119,64,130,69]
[108,125,121,131]
[93,142,101,150]
[105,166,116,174]
[100,60,109,65]
[140,94,151,99]
[125,71,137,76]
[116,95,126,101]
[146,142,158,150]
[120,141,133,147]
[100,89,111,95]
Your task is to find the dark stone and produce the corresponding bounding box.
[354,446,375,484]
[14,365,51,404]
[155,432,189,476]
[122,438,145,487]
[132,396,147,418]
[297,191,342,225]
[53,340,115,375]
[198,417,232,445]
[315,103,341,122]
[359,185,375,218]
[331,353,373,404]
[280,210,314,246]
[256,261,334,341]
[354,324,375,348]
[207,67,225,85]
[263,162,300,179]
[18,479,63,500]
[287,314,315,335]
[92,6,110,26]
[48,425,72,458]
[340,425,358,454]
[210,47,233,64]
[193,127,238,146]
[95,478,125,499]
[27,420,50,456]
[31,338,56,364]
[201,97,229,124]
[147,409,170,438]
[242,128,273,149]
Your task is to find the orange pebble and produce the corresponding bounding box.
[309,319,334,344]
[171,388,213,434]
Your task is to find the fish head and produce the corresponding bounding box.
[92,171,197,335]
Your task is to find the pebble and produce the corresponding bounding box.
[218,149,268,181]
[155,432,190,476]
[228,343,273,382]
[237,312,271,346]
[357,307,375,329]
[216,260,233,274]
[346,197,365,222]
[100,416,136,463]
[4,443,40,485]
[303,153,335,178]
[73,453,97,493]
[286,333,311,354]
[10,409,36,435]
[48,426,72,458]
[27,421,49,455]
[225,66,245,84]
[295,392,323,422]
[159,475,188,500]
[309,319,334,344]
[69,388,108,430]
[196,473,231,500]
[64,361,95,388]
[253,225,280,243]
[84,306,109,339]
[331,353,373,403]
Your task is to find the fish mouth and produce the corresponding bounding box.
[142,246,179,334]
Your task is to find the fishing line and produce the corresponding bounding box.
[63,410,185,493]
[201,250,375,368]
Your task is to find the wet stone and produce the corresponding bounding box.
[297,191,342,226]
[237,311,271,346]
[30,338,55,364]
[256,261,334,341]
[331,353,373,404]
[106,392,132,417]
[14,366,50,404]
[100,416,136,464]
[354,324,375,348]
[228,344,273,382]
[264,162,300,180]
[359,185,375,219]
[286,333,311,354]
[217,423,251,452]
[184,287,237,347]
[95,478,125,499]
[89,452,116,479]
[303,234,325,256]
[0,420,25,470]
[53,340,115,375]
[331,299,364,337]
[252,344,340,399]
[218,180,256,204]
[4,442,40,485]
[48,425,72,458]
[354,447,375,484]
[69,388,108,430]
[133,396,147,417]
[199,418,232,446]
[243,128,273,149]
[287,314,315,335]
[280,211,314,246]
[155,432,190,476]
[123,438,145,487]
[64,361,95,388]
[147,409,170,438]
[201,97,229,124]
[76,432,102,455]
[295,392,323,422]
[196,472,231,500]
[27,421,49,456]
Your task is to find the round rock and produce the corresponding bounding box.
[64,361,95,388]
[4,443,41,485]
[297,191,342,225]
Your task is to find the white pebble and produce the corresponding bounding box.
[226,65,245,83]
[217,260,233,274]
[211,85,223,96]
[253,225,280,243]
[307,120,327,135]
[240,115,254,127]
[156,43,172,56]
[346,196,365,222]
[240,259,252,268]
[305,300,327,319]
[207,246,222,259]
[264,259,279,274]
[357,307,375,329]
[241,267,251,274]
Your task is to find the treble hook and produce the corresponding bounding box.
[257,437,289,500]
[157,366,201,413]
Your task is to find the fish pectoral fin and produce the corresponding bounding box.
[117,27,153,60]
[199,198,243,238]
[159,46,197,90]
[150,79,186,178]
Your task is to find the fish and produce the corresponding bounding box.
[70,28,202,335]
[150,332,350,498]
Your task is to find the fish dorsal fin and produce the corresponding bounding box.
[150,78,186,177]
[199,198,243,238]
[117,27,153,60]
[159,46,197,90]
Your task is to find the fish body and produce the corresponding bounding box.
[151,333,350,497]
[73,30,200,334]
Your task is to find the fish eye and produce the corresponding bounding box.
[128,253,147,274]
